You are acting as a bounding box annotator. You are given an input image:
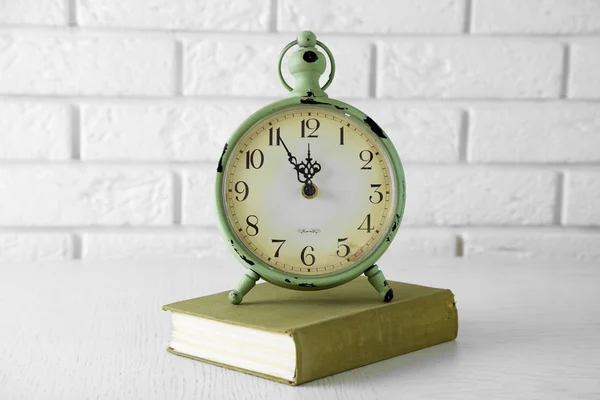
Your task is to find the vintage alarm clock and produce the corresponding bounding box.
[215,31,406,304]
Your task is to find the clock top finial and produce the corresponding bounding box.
[278,31,336,98]
[298,31,317,48]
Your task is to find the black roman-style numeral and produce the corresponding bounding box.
[300,245,315,266]
[268,127,282,146]
[245,215,259,236]
[357,214,374,233]
[234,181,249,202]
[369,184,383,204]
[360,150,373,170]
[245,149,264,169]
[300,118,320,138]
[336,237,350,257]
[271,239,286,257]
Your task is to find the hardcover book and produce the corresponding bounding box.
[163,277,458,385]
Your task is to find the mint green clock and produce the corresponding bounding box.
[216,32,406,305]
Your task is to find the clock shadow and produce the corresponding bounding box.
[238,278,392,308]
[242,290,382,308]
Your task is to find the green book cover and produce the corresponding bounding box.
[163,276,458,385]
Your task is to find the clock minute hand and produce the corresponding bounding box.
[279,136,310,185]
[279,136,299,168]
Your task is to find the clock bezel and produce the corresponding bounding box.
[215,96,406,291]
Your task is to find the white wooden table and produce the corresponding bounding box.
[1,257,598,399]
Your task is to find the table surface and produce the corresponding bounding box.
[1,257,598,400]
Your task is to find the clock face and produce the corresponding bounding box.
[222,106,398,276]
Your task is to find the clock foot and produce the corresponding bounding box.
[364,264,394,302]
[229,269,261,305]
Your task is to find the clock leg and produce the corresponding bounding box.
[229,269,260,305]
[364,264,394,302]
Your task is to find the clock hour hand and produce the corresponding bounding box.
[279,137,321,198]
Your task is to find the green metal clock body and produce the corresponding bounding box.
[215,32,406,304]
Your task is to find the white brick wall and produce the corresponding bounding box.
[463,229,600,262]
[0,0,66,26]
[80,101,261,161]
[472,0,600,34]
[377,39,563,99]
[0,233,73,262]
[78,0,270,31]
[0,167,173,226]
[183,36,371,98]
[403,166,558,226]
[353,102,462,163]
[569,40,600,99]
[468,104,600,163]
[278,0,465,34]
[82,230,230,260]
[0,32,175,95]
[564,171,600,226]
[0,0,599,263]
[0,102,71,159]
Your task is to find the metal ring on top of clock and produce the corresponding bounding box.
[277,39,336,92]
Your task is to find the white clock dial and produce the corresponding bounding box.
[223,106,397,276]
